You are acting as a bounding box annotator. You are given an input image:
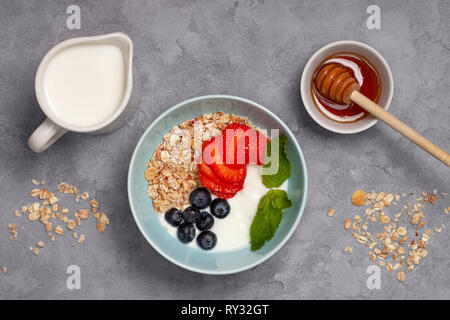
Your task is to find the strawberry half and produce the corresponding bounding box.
[198,162,243,187]
[222,123,269,166]
[198,132,248,198]
[198,170,243,194]
[201,136,247,183]
[210,161,246,184]
[222,123,249,168]
[201,137,222,166]
[198,162,219,183]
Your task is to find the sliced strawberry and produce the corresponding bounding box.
[211,160,246,184]
[251,132,269,165]
[222,123,250,168]
[201,136,246,183]
[224,123,250,131]
[221,123,269,166]
[223,138,246,168]
[201,136,222,166]
[198,171,243,194]
[198,133,247,198]
[198,162,218,182]
[198,162,244,198]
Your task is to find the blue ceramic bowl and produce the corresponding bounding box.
[128,95,308,274]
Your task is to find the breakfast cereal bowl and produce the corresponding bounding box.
[300,40,394,134]
[128,95,308,274]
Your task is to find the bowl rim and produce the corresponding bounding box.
[127,94,308,275]
[300,40,394,134]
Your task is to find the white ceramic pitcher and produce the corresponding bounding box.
[28,33,139,153]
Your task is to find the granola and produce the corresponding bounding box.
[7,180,109,258]
[351,190,366,207]
[344,189,448,282]
[145,111,252,213]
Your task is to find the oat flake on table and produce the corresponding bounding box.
[342,189,448,282]
[6,181,109,261]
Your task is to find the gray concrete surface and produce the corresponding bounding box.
[0,0,449,299]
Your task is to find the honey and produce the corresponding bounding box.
[311,53,382,123]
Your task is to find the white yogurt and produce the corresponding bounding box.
[43,43,126,127]
[158,165,288,251]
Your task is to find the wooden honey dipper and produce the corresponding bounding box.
[314,63,450,167]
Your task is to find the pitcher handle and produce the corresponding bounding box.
[28,118,68,153]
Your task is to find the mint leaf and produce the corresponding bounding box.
[250,190,292,251]
[262,134,291,188]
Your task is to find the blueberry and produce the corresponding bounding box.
[196,211,214,231]
[210,198,230,219]
[189,187,212,209]
[197,231,217,250]
[164,208,182,227]
[177,222,196,243]
[182,206,201,223]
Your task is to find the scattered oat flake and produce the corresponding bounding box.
[32,179,40,186]
[89,199,99,208]
[78,234,86,244]
[379,215,390,224]
[384,194,394,206]
[96,224,105,233]
[45,222,53,233]
[344,246,353,254]
[397,271,406,282]
[2,267,6,274]
[30,188,40,197]
[32,248,40,255]
[37,241,44,248]
[96,212,109,226]
[344,219,352,230]
[376,192,386,202]
[397,227,407,236]
[343,189,447,283]
[327,208,335,217]
[54,226,64,235]
[76,209,89,220]
[67,219,76,230]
